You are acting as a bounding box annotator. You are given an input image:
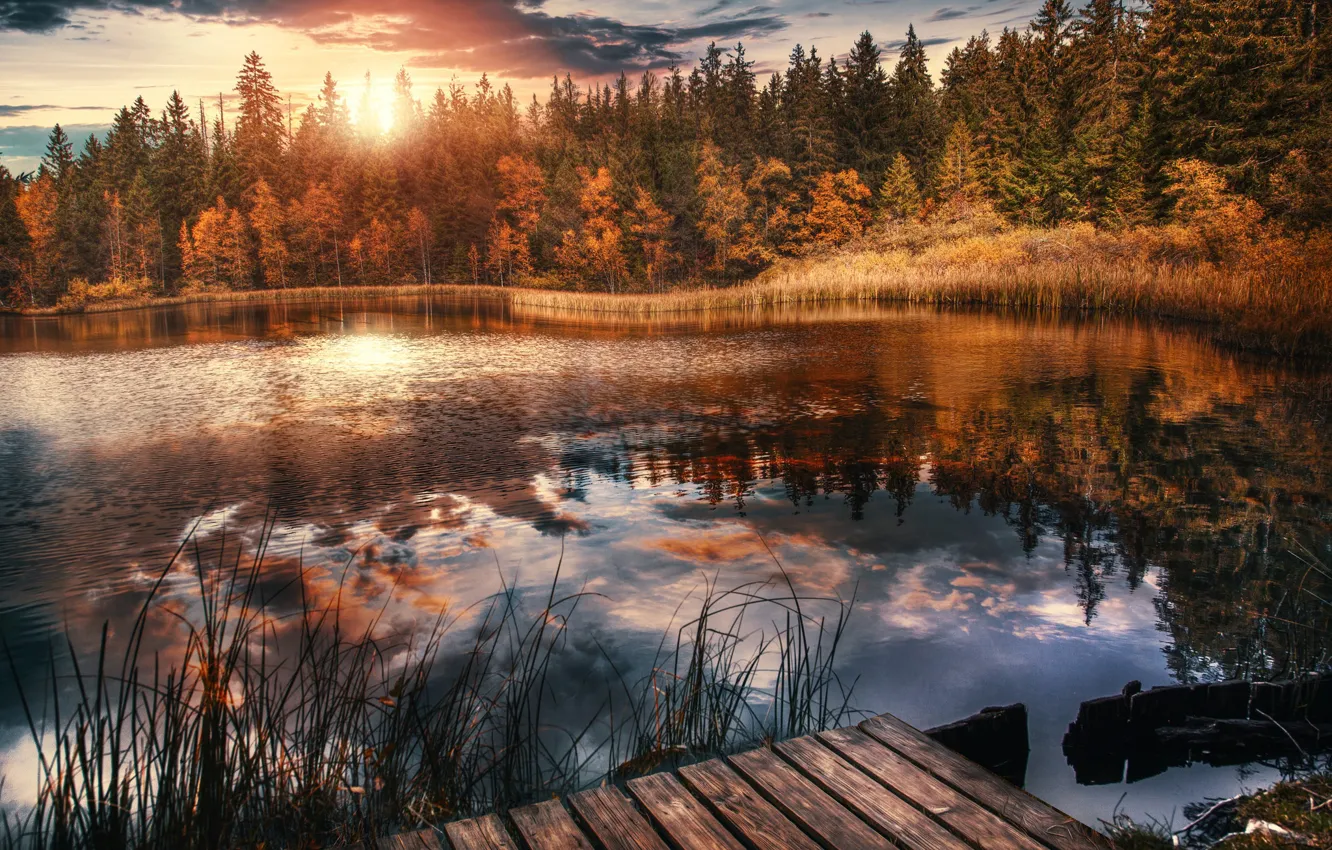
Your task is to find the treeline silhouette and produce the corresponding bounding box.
[0,0,1328,307]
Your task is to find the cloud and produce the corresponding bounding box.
[1,0,790,77]
[882,35,956,51]
[925,6,974,22]
[0,104,108,117]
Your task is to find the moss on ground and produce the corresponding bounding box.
[1104,773,1332,848]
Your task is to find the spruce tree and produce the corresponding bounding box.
[0,157,32,306]
[878,153,921,221]
[41,125,74,183]
[887,25,944,189]
[233,51,285,189]
[840,31,892,181]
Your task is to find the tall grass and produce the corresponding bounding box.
[606,567,857,778]
[0,521,856,849]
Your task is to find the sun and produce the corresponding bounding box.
[351,76,396,135]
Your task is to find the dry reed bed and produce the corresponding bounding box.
[11,225,1331,356]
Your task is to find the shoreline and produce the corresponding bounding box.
[5,249,1330,359]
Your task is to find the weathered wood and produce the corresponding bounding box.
[381,830,442,849]
[1251,681,1298,721]
[567,786,669,850]
[860,714,1110,850]
[773,735,968,850]
[1129,685,1198,728]
[445,814,520,850]
[817,727,1046,850]
[510,800,594,850]
[626,771,746,850]
[925,703,1029,785]
[1206,680,1252,719]
[727,747,895,850]
[678,758,821,850]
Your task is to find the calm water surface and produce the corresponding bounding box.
[2,295,1331,827]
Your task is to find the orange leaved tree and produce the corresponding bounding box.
[806,170,871,246]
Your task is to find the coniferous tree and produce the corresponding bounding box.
[888,26,944,189]
[234,52,285,189]
[4,4,1332,307]
[879,153,921,221]
[41,125,74,183]
[0,157,32,306]
[839,31,892,180]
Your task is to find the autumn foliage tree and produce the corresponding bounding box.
[487,154,545,285]
[4,1,1332,306]
[695,142,749,273]
[249,179,290,288]
[555,167,627,292]
[180,197,251,291]
[628,187,676,292]
[806,170,871,246]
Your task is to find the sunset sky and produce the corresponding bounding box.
[1,0,1048,173]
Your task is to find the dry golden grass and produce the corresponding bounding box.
[12,217,1332,357]
[509,220,1332,356]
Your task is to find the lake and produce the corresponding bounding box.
[2,294,1330,828]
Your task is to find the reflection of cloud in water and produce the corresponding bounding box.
[3,300,1332,829]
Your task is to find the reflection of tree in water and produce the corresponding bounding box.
[566,364,1332,681]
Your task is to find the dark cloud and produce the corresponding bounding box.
[1,0,789,77]
[0,103,107,116]
[926,6,974,21]
[882,34,955,51]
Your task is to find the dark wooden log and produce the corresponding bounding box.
[1205,680,1252,719]
[1308,675,1332,722]
[1251,681,1298,721]
[1129,684,1198,728]
[924,703,1029,786]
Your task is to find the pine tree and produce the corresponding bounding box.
[720,43,757,162]
[234,52,285,188]
[779,45,837,185]
[879,153,921,221]
[0,157,33,306]
[839,31,892,179]
[41,125,74,183]
[936,119,983,202]
[153,91,208,287]
[123,173,162,285]
[887,26,944,189]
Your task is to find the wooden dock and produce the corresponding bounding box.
[381,712,1112,850]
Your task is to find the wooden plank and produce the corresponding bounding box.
[727,747,895,850]
[567,786,670,850]
[677,758,821,850]
[816,728,1047,850]
[626,771,746,850]
[860,714,1110,850]
[381,830,442,849]
[769,737,968,850]
[510,800,594,850]
[444,814,520,850]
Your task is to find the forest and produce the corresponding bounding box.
[0,0,1329,309]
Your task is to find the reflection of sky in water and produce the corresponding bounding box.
[2,298,1330,827]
